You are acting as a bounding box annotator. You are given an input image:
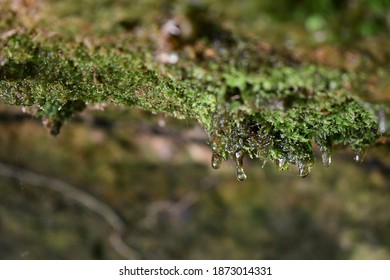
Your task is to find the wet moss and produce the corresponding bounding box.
[36,100,86,136]
[0,0,385,180]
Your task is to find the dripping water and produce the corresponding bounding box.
[353,148,366,163]
[278,157,288,170]
[235,150,247,181]
[320,145,332,167]
[354,152,364,163]
[297,161,311,178]
[378,108,386,134]
[211,153,222,169]
[236,166,247,181]
[354,154,360,162]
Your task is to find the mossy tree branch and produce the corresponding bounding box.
[0,0,387,180]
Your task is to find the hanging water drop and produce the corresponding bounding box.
[322,152,331,167]
[353,149,366,163]
[236,166,247,181]
[211,153,222,169]
[354,153,363,163]
[211,141,218,152]
[297,161,311,178]
[278,157,288,170]
[235,150,244,161]
[235,150,247,181]
[378,108,386,134]
[320,146,332,167]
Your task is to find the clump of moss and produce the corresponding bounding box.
[36,100,86,136]
[209,65,380,180]
[0,0,384,180]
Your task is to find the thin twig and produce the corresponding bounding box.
[0,162,140,260]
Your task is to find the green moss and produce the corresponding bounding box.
[36,100,86,136]
[209,65,380,179]
[0,0,385,180]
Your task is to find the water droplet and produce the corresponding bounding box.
[278,157,288,170]
[354,152,365,163]
[235,150,244,160]
[211,141,218,152]
[378,109,386,134]
[320,146,332,167]
[211,153,221,169]
[236,166,247,181]
[298,161,311,178]
[235,150,247,181]
[322,154,331,167]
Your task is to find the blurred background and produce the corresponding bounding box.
[1,0,390,259]
[1,104,389,259]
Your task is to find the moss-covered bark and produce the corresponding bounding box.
[0,0,387,180]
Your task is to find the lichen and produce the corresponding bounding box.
[0,0,385,180]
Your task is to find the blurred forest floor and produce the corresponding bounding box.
[1,0,390,259]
